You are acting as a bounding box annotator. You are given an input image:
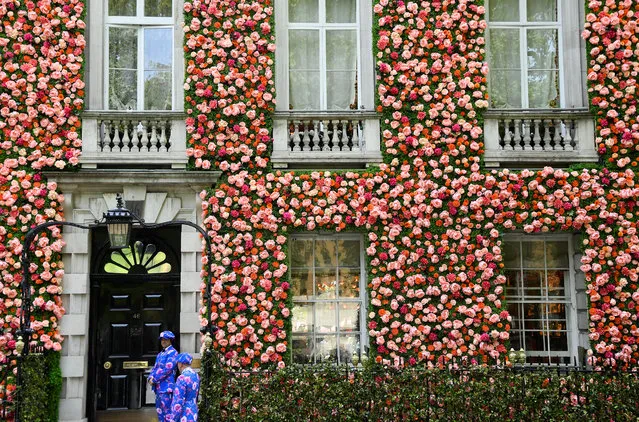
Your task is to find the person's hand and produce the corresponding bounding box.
[147,377,154,385]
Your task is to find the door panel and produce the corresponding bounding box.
[107,375,128,409]
[96,281,178,411]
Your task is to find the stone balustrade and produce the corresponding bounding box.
[483,109,598,167]
[81,111,187,168]
[271,111,382,168]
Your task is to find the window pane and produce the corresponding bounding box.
[109,70,137,110]
[291,239,313,267]
[339,303,359,331]
[109,0,135,16]
[503,242,520,268]
[549,332,568,351]
[527,29,558,70]
[524,330,545,351]
[292,303,313,333]
[547,303,566,322]
[545,241,569,267]
[144,71,171,110]
[338,239,360,267]
[290,72,320,110]
[527,29,559,108]
[523,303,543,329]
[488,29,521,108]
[292,337,313,364]
[109,27,137,69]
[289,0,318,23]
[143,28,172,110]
[339,335,360,363]
[508,302,521,329]
[327,30,357,71]
[291,268,314,299]
[144,28,172,70]
[547,271,566,297]
[326,0,356,23]
[509,329,523,350]
[527,0,557,22]
[488,29,520,70]
[521,241,544,268]
[522,271,543,296]
[145,0,172,17]
[338,268,360,298]
[326,30,357,110]
[488,0,519,21]
[315,268,336,299]
[528,70,559,108]
[289,30,320,110]
[314,239,336,266]
[316,336,337,363]
[504,270,520,296]
[489,71,522,108]
[316,302,337,332]
[327,71,356,110]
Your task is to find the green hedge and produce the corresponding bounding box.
[20,351,62,421]
[199,350,639,421]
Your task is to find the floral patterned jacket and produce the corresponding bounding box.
[169,367,200,422]
[149,345,178,394]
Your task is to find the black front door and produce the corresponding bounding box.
[95,280,179,411]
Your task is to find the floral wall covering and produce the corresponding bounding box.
[189,0,639,369]
[0,0,638,401]
[0,0,84,384]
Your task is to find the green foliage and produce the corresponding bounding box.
[20,351,62,422]
[199,358,639,422]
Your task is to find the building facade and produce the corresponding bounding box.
[1,0,638,421]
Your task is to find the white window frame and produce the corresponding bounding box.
[274,0,375,111]
[486,0,586,109]
[502,234,579,365]
[86,0,184,111]
[290,233,368,365]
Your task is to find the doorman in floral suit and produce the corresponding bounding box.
[169,353,200,422]
[148,330,178,421]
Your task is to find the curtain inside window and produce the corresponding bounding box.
[289,30,320,110]
[527,28,559,108]
[488,28,522,108]
[326,30,357,110]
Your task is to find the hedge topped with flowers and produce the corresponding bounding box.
[190,0,639,371]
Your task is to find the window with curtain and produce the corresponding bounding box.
[106,0,173,110]
[503,237,576,364]
[290,235,366,364]
[487,0,561,109]
[287,0,359,110]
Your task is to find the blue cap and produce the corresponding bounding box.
[159,331,175,340]
[176,353,193,365]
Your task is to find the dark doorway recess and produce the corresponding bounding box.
[87,226,181,421]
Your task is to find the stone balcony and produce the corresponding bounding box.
[271,111,382,168]
[81,111,187,169]
[483,109,598,168]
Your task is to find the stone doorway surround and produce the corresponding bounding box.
[43,170,219,422]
